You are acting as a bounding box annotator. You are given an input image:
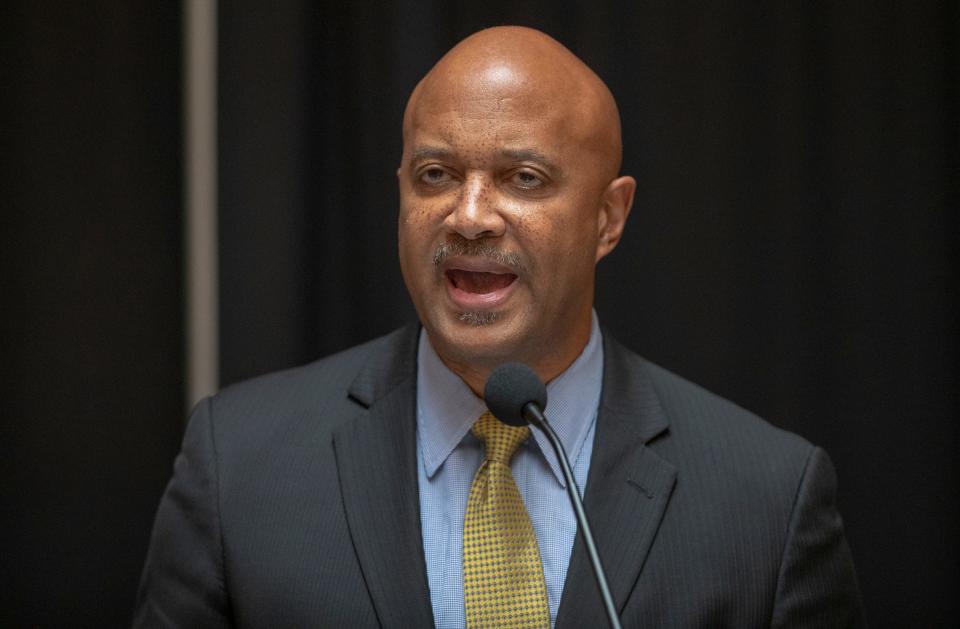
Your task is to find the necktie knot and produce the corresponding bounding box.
[472,411,530,465]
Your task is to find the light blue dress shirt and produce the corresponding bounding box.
[416,314,604,629]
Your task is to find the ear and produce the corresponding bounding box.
[595,175,636,262]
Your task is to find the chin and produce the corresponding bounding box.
[431,310,526,365]
[456,310,500,327]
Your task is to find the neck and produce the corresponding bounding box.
[432,317,593,398]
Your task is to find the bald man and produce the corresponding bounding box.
[136,27,864,628]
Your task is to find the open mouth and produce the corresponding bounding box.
[446,269,517,294]
[443,267,519,309]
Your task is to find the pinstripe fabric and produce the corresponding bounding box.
[135,325,864,628]
[558,351,865,627]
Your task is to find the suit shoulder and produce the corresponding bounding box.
[640,357,812,458]
[599,331,816,481]
[612,351,821,522]
[204,326,413,428]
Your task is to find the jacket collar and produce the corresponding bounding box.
[334,324,677,628]
[333,324,436,629]
[556,332,677,627]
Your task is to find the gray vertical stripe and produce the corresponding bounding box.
[184,0,219,410]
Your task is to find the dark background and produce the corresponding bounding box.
[3,2,956,626]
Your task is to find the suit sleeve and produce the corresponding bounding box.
[133,397,231,628]
[771,446,866,628]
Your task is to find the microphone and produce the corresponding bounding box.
[484,363,623,629]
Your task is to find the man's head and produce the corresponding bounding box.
[397,26,635,393]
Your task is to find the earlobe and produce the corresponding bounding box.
[596,175,636,261]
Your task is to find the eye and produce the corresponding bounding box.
[509,169,545,190]
[419,166,453,186]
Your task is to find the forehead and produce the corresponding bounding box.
[413,61,554,117]
[408,110,570,160]
[404,78,584,164]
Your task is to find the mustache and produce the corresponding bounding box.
[432,238,527,273]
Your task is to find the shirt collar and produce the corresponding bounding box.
[416,312,604,488]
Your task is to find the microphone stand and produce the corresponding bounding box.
[523,402,623,629]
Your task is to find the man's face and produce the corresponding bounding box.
[398,64,613,380]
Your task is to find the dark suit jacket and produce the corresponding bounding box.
[134,325,865,627]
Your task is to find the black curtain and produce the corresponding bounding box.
[220,2,958,625]
[2,2,183,627]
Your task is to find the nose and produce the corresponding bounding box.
[443,172,505,240]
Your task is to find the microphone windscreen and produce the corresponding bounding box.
[483,363,547,427]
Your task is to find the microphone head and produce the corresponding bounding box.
[483,363,548,427]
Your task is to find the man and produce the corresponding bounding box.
[135,27,864,627]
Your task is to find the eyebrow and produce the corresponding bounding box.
[499,148,552,166]
[409,146,454,164]
[409,145,557,169]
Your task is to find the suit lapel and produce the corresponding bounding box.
[556,335,678,628]
[332,326,435,629]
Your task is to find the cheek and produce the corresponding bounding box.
[518,204,587,248]
[400,186,450,223]
[521,204,600,274]
[398,201,435,241]
[398,203,421,251]
[398,200,445,271]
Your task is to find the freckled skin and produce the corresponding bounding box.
[397,26,636,394]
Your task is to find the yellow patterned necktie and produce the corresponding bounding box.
[463,411,551,629]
